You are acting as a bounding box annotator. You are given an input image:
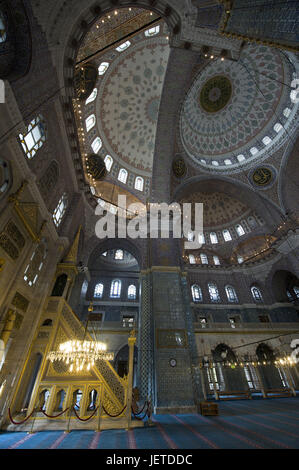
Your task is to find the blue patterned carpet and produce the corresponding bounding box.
[1,397,299,449]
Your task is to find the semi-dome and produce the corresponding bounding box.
[180,44,298,172]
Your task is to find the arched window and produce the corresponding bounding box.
[104,155,113,172]
[210,232,218,244]
[94,283,104,298]
[134,176,144,192]
[85,88,97,104]
[145,25,160,37]
[91,137,102,154]
[24,240,47,287]
[250,147,258,155]
[262,136,271,146]
[208,283,220,302]
[116,41,131,52]
[114,249,123,260]
[251,285,263,303]
[19,115,46,159]
[187,231,194,242]
[198,233,205,245]
[283,107,291,118]
[0,11,7,43]
[293,287,299,299]
[274,122,283,133]
[237,154,245,162]
[200,253,208,265]
[191,284,202,303]
[53,193,68,227]
[223,229,232,242]
[110,279,122,298]
[128,284,136,300]
[235,224,245,236]
[85,114,96,132]
[224,159,232,165]
[189,254,196,264]
[213,256,220,266]
[98,62,109,75]
[225,285,238,303]
[118,168,128,184]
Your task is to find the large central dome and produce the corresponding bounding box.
[180,44,298,171]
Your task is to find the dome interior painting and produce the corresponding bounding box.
[180,44,298,171]
[74,7,170,205]
[1,0,299,446]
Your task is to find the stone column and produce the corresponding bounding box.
[126,331,136,430]
[137,270,154,403]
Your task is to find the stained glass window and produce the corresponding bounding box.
[85,114,96,132]
[191,284,202,303]
[19,116,46,159]
[208,283,220,302]
[118,168,128,184]
[85,88,97,104]
[116,41,131,52]
[104,155,113,172]
[145,26,160,37]
[128,284,136,299]
[91,137,102,154]
[251,286,263,302]
[94,283,104,298]
[110,279,121,298]
[53,193,68,227]
[225,285,238,303]
[134,176,144,191]
[98,62,109,75]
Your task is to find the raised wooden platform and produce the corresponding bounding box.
[218,390,251,400]
[264,388,293,398]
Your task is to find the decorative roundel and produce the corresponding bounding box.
[169,358,177,367]
[74,64,97,101]
[86,154,107,180]
[180,45,297,170]
[252,167,273,186]
[172,156,186,178]
[199,75,232,113]
[249,164,277,189]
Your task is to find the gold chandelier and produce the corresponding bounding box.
[47,340,114,372]
[47,304,114,372]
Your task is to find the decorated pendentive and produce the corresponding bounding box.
[86,154,107,181]
[172,156,187,178]
[249,165,277,189]
[74,64,98,101]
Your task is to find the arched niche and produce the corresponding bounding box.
[173,176,284,230]
[272,270,299,303]
[51,273,68,297]
[114,344,138,384]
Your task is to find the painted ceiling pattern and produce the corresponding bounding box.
[77,8,160,63]
[179,191,249,227]
[180,44,298,170]
[96,35,170,175]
